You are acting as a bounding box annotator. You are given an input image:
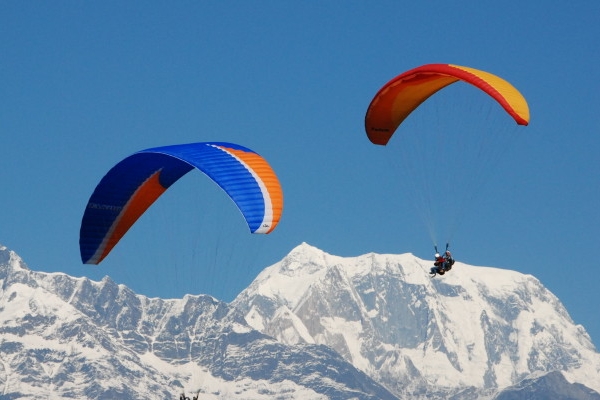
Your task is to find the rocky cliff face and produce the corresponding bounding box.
[493,371,600,400]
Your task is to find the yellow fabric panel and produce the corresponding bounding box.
[449,64,530,124]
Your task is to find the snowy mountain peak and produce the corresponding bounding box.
[0,243,30,272]
[279,242,337,272]
[234,244,600,399]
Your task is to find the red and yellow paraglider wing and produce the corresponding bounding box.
[365,64,530,145]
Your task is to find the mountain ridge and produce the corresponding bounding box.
[0,244,398,399]
[1,242,599,399]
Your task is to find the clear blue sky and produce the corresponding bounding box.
[2,2,599,346]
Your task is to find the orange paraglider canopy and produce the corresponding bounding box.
[365,63,530,145]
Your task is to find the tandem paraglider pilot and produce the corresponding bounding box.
[430,250,455,277]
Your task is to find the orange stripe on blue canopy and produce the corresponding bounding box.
[79,142,283,264]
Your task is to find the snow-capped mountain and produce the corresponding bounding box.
[233,242,600,399]
[0,244,397,400]
[2,242,599,399]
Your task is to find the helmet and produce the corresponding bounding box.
[435,253,440,258]
[445,251,451,256]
